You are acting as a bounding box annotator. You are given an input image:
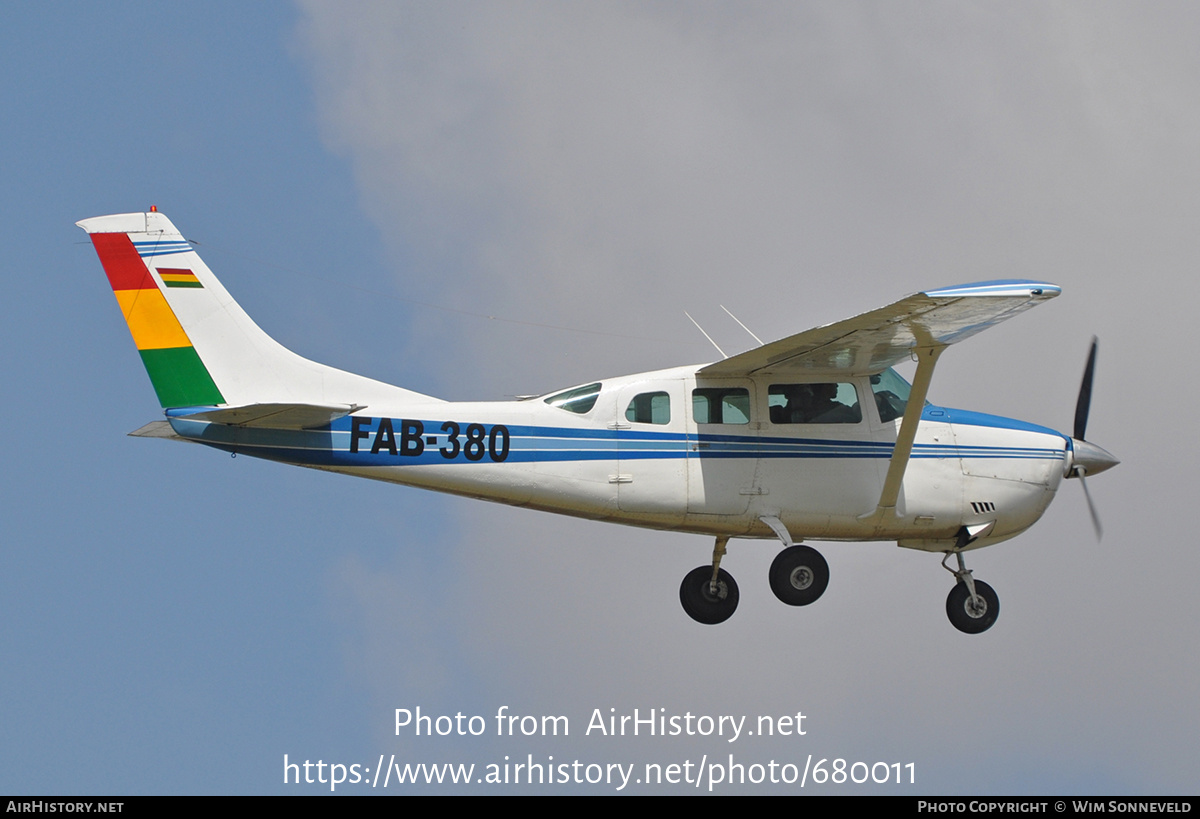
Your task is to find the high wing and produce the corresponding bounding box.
[698,279,1062,526]
[699,280,1061,377]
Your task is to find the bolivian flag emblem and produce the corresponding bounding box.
[158,268,203,289]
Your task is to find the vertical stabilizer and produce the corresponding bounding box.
[77,211,439,410]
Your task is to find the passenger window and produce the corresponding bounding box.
[693,388,750,425]
[625,392,671,425]
[544,382,602,414]
[768,383,862,424]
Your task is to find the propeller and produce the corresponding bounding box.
[1074,337,1097,441]
[1067,337,1118,539]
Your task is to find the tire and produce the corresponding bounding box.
[769,545,830,606]
[946,580,999,634]
[679,565,739,625]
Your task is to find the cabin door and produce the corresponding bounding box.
[686,378,758,515]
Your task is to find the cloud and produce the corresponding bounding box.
[297,1,1200,792]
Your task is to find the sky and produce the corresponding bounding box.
[2,1,1197,794]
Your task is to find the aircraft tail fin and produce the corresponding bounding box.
[77,211,438,411]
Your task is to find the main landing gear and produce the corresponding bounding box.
[769,545,829,606]
[942,551,999,634]
[679,536,740,624]
[678,531,831,625]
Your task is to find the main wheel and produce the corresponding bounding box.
[946,580,999,634]
[679,565,739,625]
[769,545,830,606]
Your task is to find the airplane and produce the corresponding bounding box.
[77,209,1118,634]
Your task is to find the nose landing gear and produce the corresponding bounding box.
[942,551,999,634]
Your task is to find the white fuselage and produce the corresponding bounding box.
[168,364,1069,551]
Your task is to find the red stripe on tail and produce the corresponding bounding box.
[90,233,156,292]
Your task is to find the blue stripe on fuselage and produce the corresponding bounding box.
[169,409,1066,469]
[931,406,1067,439]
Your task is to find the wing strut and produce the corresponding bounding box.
[870,344,946,519]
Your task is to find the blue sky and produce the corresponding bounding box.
[2,1,1197,794]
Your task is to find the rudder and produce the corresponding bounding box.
[83,219,225,408]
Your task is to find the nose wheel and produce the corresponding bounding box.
[941,551,999,634]
[946,580,999,633]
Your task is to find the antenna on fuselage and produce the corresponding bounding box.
[684,311,727,359]
[720,305,764,347]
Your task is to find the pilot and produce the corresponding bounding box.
[807,383,859,424]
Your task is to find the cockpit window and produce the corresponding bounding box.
[693,388,750,424]
[870,368,913,422]
[768,383,862,424]
[625,392,671,425]
[544,382,602,414]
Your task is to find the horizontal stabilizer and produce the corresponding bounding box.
[128,421,186,440]
[167,402,365,430]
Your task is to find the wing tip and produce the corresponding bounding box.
[924,279,1061,299]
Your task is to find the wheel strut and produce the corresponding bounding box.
[941,550,982,609]
[942,527,984,608]
[710,536,729,595]
[680,536,739,625]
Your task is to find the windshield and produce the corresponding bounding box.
[869,368,923,422]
